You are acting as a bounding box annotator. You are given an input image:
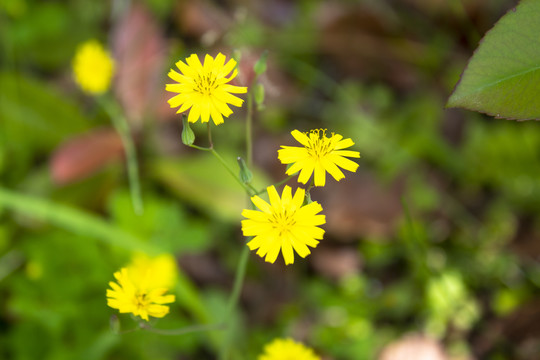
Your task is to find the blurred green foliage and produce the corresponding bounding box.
[0,0,538,359]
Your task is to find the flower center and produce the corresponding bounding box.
[194,72,218,96]
[134,292,150,310]
[306,129,332,159]
[270,209,296,237]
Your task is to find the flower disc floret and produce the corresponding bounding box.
[258,338,321,360]
[166,53,247,125]
[241,185,325,265]
[72,40,115,95]
[106,254,176,321]
[278,129,361,187]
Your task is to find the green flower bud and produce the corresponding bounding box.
[254,50,268,76]
[181,115,195,145]
[237,157,253,184]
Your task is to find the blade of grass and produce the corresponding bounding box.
[0,186,153,252]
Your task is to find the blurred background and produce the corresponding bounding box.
[1,0,539,359]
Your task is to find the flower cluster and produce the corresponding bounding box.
[106,253,177,321]
[258,338,320,360]
[241,128,360,265]
[72,40,115,95]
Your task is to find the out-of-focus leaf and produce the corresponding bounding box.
[0,186,153,253]
[50,127,124,185]
[108,189,211,254]
[447,0,540,120]
[150,152,271,222]
[0,72,90,151]
[112,2,166,128]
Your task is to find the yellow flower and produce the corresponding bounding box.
[106,254,176,321]
[258,338,321,360]
[166,53,247,125]
[72,40,115,95]
[278,129,361,187]
[241,185,325,265]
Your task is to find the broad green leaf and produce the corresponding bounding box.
[447,0,540,120]
[150,152,271,222]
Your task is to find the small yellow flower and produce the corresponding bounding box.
[241,185,325,265]
[106,254,176,321]
[166,53,247,125]
[72,40,115,95]
[278,129,361,187]
[258,338,321,360]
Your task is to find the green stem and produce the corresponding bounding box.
[220,78,257,360]
[246,92,253,166]
[219,245,249,360]
[225,245,249,318]
[99,96,144,215]
[210,149,254,196]
[189,144,212,151]
[207,122,214,148]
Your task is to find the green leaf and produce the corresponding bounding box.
[447,0,540,120]
[0,186,154,253]
[108,189,211,254]
[150,153,271,222]
[0,71,90,151]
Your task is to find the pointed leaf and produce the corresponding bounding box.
[447,0,540,120]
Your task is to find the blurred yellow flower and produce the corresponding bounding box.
[258,338,321,360]
[278,129,361,187]
[106,254,176,321]
[166,53,247,125]
[72,40,115,95]
[241,185,325,265]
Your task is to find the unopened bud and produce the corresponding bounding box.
[253,50,268,76]
[181,115,195,145]
[237,157,253,184]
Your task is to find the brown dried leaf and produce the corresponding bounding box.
[50,128,124,185]
[112,3,166,128]
[310,246,362,280]
[173,0,231,42]
[313,172,403,240]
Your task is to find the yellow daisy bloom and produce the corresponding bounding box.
[241,185,325,265]
[72,40,115,95]
[106,254,177,321]
[258,338,321,360]
[166,53,248,125]
[278,129,361,187]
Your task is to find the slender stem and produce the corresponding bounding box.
[189,144,212,151]
[100,96,144,215]
[210,149,254,196]
[246,92,254,166]
[224,245,250,318]
[207,122,214,148]
[219,243,250,360]
[220,78,257,360]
